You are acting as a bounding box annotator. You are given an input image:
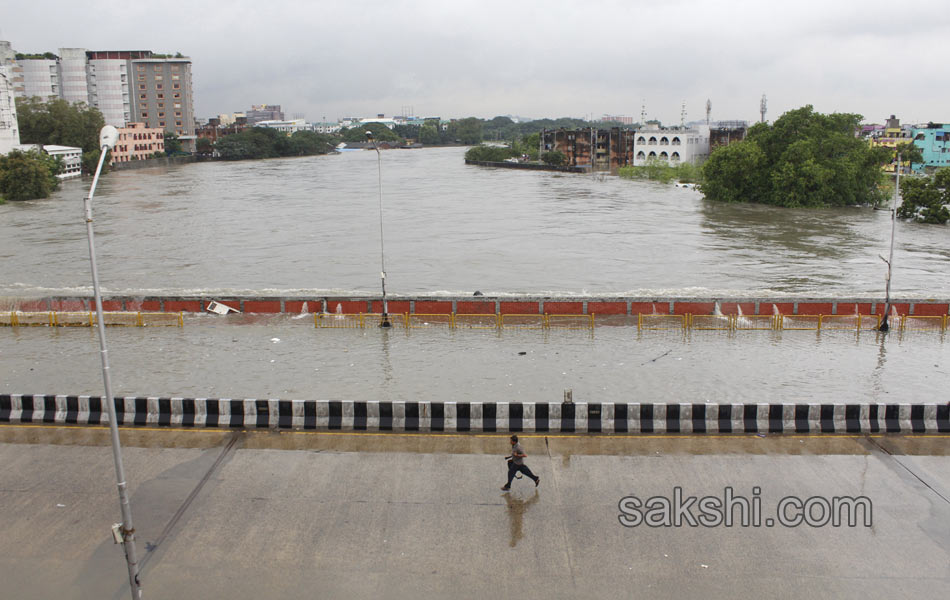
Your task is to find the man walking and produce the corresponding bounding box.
[502,435,540,491]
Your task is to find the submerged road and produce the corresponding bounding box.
[0,426,948,599]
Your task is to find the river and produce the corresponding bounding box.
[1,146,947,298]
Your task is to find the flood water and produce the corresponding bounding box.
[1,315,946,404]
[1,146,948,298]
[1,147,947,404]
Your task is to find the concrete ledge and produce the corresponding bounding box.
[2,395,947,434]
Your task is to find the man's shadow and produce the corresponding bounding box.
[504,490,539,548]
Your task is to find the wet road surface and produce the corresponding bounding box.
[1,426,948,599]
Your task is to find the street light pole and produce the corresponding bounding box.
[366,130,390,327]
[879,152,900,332]
[84,125,143,599]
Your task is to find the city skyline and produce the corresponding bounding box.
[4,0,949,126]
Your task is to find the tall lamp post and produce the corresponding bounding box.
[366,130,391,327]
[879,152,901,332]
[84,125,143,598]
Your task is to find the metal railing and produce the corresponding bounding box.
[1,311,184,327]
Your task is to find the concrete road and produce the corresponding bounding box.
[0,426,948,599]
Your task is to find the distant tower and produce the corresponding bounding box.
[760,94,767,123]
[705,99,712,125]
[680,101,686,127]
[640,101,646,126]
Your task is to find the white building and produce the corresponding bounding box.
[42,145,83,178]
[256,119,309,135]
[87,57,130,127]
[0,64,20,154]
[633,124,710,166]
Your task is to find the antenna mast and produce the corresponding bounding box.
[705,99,712,125]
[760,94,768,123]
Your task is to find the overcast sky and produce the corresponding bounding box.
[4,0,947,125]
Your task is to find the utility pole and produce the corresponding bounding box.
[879,151,901,332]
[84,126,143,599]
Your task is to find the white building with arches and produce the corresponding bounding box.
[633,124,710,166]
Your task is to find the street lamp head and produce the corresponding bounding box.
[99,125,119,150]
[365,130,374,140]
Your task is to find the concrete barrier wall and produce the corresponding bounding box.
[3,296,949,317]
[2,395,947,434]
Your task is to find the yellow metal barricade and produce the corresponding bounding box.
[735,315,776,330]
[501,314,546,330]
[1,312,19,326]
[454,313,500,329]
[364,313,408,328]
[315,313,365,328]
[138,312,184,327]
[10,312,54,326]
[53,312,94,327]
[902,315,947,331]
[779,315,821,330]
[547,314,594,329]
[638,314,686,330]
[407,313,455,328]
[858,314,882,330]
[689,314,734,330]
[818,315,861,331]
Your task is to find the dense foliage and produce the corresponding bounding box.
[215,127,336,161]
[0,149,63,202]
[16,97,106,174]
[340,124,402,143]
[619,160,703,184]
[701,105,892,207]
[16,97,105,153]
[897,168,950,224]
[541,150,566,166]
[464,145,518,162]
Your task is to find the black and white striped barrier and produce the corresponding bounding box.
[1,395,948,434]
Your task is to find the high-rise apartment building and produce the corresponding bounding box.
[246,104,283,125]
[1,42,196,152]
[0,63,20,154]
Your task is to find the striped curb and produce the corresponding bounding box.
[1,395,948,434]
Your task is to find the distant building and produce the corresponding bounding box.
[868,115,914,172]
[708,120,748,151]
[602,115,634,125]
[110,122,164,165]
[633,124,710,166]
[2,42,197,152]
[0,62,20,154]
[911,124,950,172]
[42,145,83,177]
[312,121,341,134]
[12,143,82,178]
[256,119,309,135]
[542,128,635,170]
[246,104,283,125]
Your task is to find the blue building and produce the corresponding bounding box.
[911,124,950,172]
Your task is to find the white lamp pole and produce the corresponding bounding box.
[366,130,391,327]
[84,125,143,598]
[879,152,900,332]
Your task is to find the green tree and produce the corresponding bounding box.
[0,149,61,201]
[541,150,566,166]
[447,117,483,144]
[196,137,214,155]
[164,132,183,155]
[701,105,888,207]
[288,131,335,155]
[700,141,769,203]
[464,145,517,162]
[419,122,441,145]
[897,168,950,224]
[16,97,104,153]
[341,124,402,143]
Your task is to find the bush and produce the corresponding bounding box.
[541,150,566,166]
[619,159,702,184]
[464,145,517,162]
[0,149,61,201]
